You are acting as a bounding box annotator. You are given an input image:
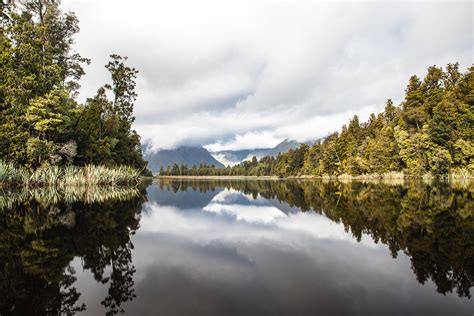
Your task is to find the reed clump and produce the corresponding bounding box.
[0,160,142,187]
[0,161,29,185]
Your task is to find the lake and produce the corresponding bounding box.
[0,179,473,315]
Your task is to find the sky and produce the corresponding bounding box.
[61,0,472,152]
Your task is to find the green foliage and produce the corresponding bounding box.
[0,1,149,173]
[402,75,426,129]
[105,54,138,125]
[427,147,452,175]
[453,139,474,170]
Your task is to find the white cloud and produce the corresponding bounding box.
[205,131,284,151]
[139,188,379,248]
[62,0,473,150]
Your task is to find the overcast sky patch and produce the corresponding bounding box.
[62,0,473,150]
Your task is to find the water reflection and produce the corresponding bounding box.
[0,186,146,315]
[154,179,473,299]
[0,180,473,315]
[0,186,143,210]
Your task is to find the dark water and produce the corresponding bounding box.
[0,180,473,315]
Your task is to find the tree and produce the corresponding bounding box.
[383,99,397,125]
[402,75,426,130]
[302,143,321,175]
[73,57,148,171]
[429,93,460,150]
[443,63,461,92]
[171,163,180,175]
[105,55,138,126]
[422,65,444,116]
[75,87,118,165]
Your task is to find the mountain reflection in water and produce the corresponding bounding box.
[0,180,472,315]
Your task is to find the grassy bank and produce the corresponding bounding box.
[0,161,142,187]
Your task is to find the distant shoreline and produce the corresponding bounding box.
[155,172,473,182]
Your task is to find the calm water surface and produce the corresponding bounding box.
[1,180,473,315]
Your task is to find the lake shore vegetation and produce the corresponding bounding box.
[0,1,150,185]
[0,160,142,187]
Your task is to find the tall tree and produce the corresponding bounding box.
[402,75,425,130]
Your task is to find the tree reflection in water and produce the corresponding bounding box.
[0,179,472,315]
[159,179,474,298]
[0,186,146,315]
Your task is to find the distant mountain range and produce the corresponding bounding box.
[144,146,224,174]
[209,139,302,166]
[143,139,304,174]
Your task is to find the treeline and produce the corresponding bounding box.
[162,64,473,177]
[0,1,149,173]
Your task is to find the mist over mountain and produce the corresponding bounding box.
[210,139,303,166]
[142,139,306,174]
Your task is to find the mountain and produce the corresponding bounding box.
[210,139,302,166]
[265,139,303,156]
[144,146,224,174]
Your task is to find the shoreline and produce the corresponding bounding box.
[155,173,473,182]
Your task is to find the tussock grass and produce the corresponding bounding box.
[0,161,28,184]
[0,160,142,187]
[449,169,473,179]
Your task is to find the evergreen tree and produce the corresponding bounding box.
[402,75,426,130]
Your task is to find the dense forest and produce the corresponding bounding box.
[0,1,148,173]
[162,64,473,178]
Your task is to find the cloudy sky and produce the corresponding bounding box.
[61,0,472,152]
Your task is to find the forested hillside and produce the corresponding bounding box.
[162,64,473,178]
[0,1,148,172]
